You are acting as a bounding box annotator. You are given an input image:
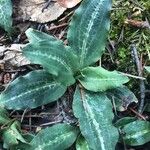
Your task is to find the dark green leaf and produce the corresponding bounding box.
[145,66,150,73]
[121,120,150,146]
[26,28,56,43]
[0,0,12,33]
[28,123,79,150]
[2,121,26,149]
[11,134,35,150]
[76,135,90,150]
[78,67,129,92]
[107,86,138,111]
[23,28,79,86]
[11,143,30,150]
[0,70,67,110]
[22,133,35,143]
[114,117,137,128]
[0,107,10,125]
[73,86,119,150]
[68,0,111,68]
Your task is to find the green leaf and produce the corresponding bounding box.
[121,120,150,146]
[12,134,35,150]
[0,107,10,125]
[28,123,79,150]
[78,67,129,92]
[11,143,30,150]
[145,66,150,73]
[68,0,111,68]
[2,121,27,149]
[22,133,35,143]
[114,117,137,128]
[26,28,56,43]
[0,70,67,110]
[73,86,119,150]
[0,0,12,33]
[107,86,138,111]
[23,28,79,86]
[76,135,90,150]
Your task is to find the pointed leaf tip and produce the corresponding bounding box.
[23,29,79,86]
[122,120,150,146]
[0,70,67,110]
[78,67,129,92]
[29,124,79,150]
[68,0,112,68]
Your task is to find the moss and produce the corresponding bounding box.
[101,0,149,90]
[106,0,150,71]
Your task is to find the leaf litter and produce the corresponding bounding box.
[14,0,81,23]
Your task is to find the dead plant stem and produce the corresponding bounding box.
[130,44,145,114]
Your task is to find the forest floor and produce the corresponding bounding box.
[0,0,150,149]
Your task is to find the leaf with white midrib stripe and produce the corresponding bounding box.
[68,0,111,68]
[23,28,79,86]
[0,0,13,33]
[121,120,150,146]
[0,70,67,110]
[73,86,119,150]
[78,67,129,92]
[26,28,56,43]
[28,123,79,150]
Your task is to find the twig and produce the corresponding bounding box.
[48,23,68,31]
[130,44,145,114]
[59,11,74,22]
[12,115,43,118]
[21,109,28,123]
[29,111,32,131]
[3,69,26,73]
[22,124,38,128]
[119,72,145,80]
[117,26,124,44]
[40,120,62,127]
[129,107,146,120]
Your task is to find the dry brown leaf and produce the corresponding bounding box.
[15,0,67,23]
[57,0,81,8]
[125,19,150,29]
[0,44,30,67]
